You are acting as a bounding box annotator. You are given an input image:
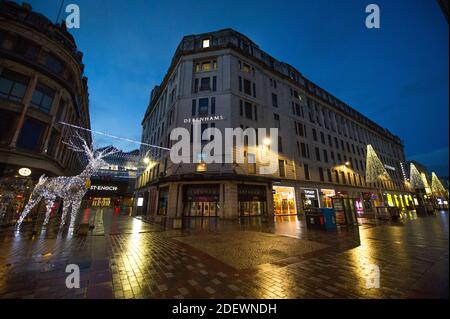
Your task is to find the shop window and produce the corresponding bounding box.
[273,186,297,215]
[0,69,29,102]
[16,118,45,151]
[31,83,54,113]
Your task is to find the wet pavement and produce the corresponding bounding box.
[0,208,448,299]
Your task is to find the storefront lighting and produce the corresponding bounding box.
[143,157,150,164]
[18,167,32,177]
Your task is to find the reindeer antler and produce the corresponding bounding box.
[96,145,119,159]
[63,131,94,159]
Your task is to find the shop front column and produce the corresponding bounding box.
[167,183,180,218]
[223,182,238,218]
[266,185,274,217]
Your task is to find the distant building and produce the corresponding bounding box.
[84,148,139,209]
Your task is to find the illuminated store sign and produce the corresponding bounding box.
[90,185,118,191]
[18,168,32,177]
[183,115,224,123]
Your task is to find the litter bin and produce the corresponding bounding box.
[320,208,337,230]
[305,209,326,230]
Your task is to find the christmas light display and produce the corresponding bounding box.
[409,163,425,190]
[365,144,390,183]
[431,172,448,198]
[16,133,117,229]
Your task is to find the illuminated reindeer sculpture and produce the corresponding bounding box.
[17,134,117,229]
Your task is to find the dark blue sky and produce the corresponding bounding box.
[22,0,449,176]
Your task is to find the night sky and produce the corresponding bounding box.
[19,0,449,176]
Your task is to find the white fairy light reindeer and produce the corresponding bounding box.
[17,133,118,229]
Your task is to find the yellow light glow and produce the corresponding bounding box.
[143,157,150,164]
[263,138,271,146]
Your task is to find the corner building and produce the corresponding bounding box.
[136,29,411,219]
[0,1,91,223]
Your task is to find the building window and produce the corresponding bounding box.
[14,37,40,60]
[315,147,321,161]
[212,76,217,91]
[202,38,210,48]
[323,149,328,163]
[312,128,317,141]
[191,99,196,116]
[198,98,208,116]
[201,61,211,72]
[252,83,256,98]
[16,118,45,151]
[272,93,278,107]
[320,131,325,144]
[211,97,216,115]
[242,63,251,73]
[45,53,63,74]
[319,167,324,182]
[31,84,54,113]
[200,77,210,91]
[239,100,243,116]
[238,76,242,91]
[274,113,280,128]
[327,169,332,182]
[245,101,253,119]
[244,78,251,95]
[304,164,310,180]
[279,159,285,177]
[0,69,29,102]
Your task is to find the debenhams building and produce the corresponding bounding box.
[134,29,412,219]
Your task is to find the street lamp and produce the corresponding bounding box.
[263,137,271,146]
[143,157,150,164]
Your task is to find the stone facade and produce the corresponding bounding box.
[135,29,411,219]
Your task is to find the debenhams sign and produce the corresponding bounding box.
[183,115,224,124]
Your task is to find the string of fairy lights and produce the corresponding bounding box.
[58,122,170,170]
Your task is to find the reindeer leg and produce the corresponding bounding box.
[60,201,71,227]
[43,196,56,226]
[69,198,82,229]
[17,194,42,227]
